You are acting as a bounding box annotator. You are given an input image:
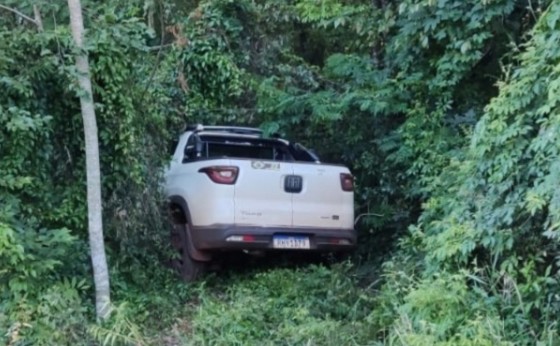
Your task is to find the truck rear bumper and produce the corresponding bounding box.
[190,225,356,252]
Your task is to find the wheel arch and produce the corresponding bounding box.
[167,195,212,262]
[168,195,191,224]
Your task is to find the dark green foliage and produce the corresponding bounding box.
[365,2,560,344]
[1,1,183,343]
[0,124,90,344]
[2,0,560,344]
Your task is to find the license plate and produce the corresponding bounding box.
[273,236,310,249]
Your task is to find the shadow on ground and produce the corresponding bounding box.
[204,251,347,280]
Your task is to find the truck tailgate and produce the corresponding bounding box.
[234,159,293,227]
[291,163,354,230]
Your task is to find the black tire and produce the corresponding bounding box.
[171,223,206,282]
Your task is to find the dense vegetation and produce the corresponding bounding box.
[1,0,559,344]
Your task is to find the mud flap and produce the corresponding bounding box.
[183,223,212,262]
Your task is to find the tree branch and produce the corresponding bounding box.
[0,4,38,26]
[147,43,173,51]
[33,5,43,31]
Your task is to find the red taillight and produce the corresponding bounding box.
[242,235,255,242]
[340,173,353,191]
[199,166,239,184]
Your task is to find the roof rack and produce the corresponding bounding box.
[185,124,263,136]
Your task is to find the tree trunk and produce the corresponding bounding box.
[67,0,111,320]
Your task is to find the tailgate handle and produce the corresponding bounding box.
[284,175,303,193]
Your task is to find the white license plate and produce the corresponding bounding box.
[273,236,310,249]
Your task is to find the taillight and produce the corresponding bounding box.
[340,173,353,191]
[199,166,239,184]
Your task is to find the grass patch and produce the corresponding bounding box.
[159,262,377,345]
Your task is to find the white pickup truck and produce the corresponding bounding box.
[165,125,356,281]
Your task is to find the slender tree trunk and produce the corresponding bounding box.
[67,0,111,320]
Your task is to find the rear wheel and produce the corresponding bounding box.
[171,223,206,282]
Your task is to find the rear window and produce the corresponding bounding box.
[207,142,275,160]
[202,135,293,161]
[182,134,318,162]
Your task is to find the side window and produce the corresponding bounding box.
[273,145,294,161]
[183,134,204,162]
[289,143,319,162]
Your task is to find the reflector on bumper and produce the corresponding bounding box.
[226,235,256,242]
[226,235,243,242]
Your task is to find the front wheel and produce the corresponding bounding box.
[171,223,206,282]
